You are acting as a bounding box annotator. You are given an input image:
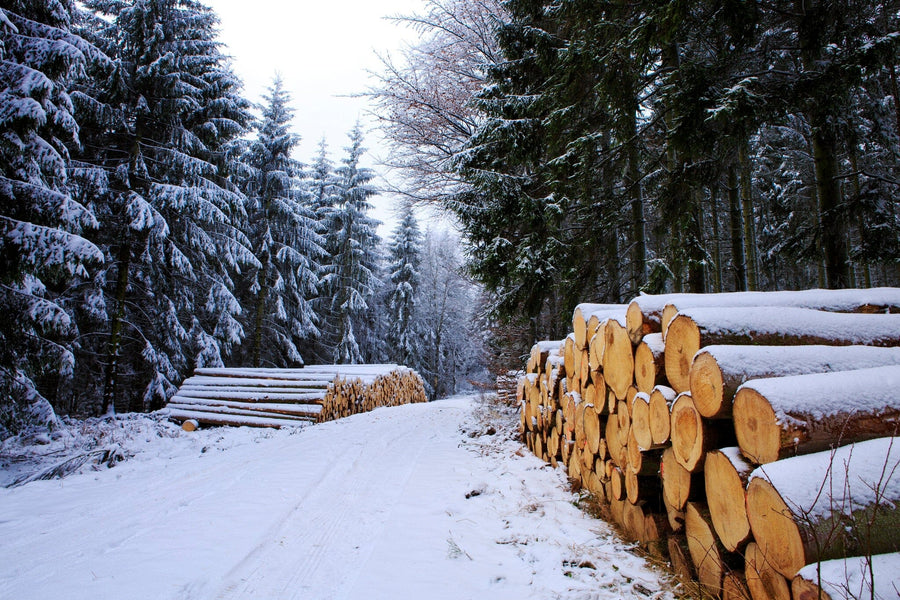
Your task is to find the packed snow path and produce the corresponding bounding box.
[0,395,673,600]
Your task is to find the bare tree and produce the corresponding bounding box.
[367,0,507,205]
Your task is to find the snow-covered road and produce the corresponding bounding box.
[0,395,673,600]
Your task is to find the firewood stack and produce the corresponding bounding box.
[515,289,900,599]
[496,370,525,406]
[166,364,427,428]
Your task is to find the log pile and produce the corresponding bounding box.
[166,364,427,428]
[514,288,900,599]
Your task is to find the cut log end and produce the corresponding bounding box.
[704,449,751,552]
[733,387,783,465]
[690,350,726,419]
[664,314,701,394]
[746,477,806,579]
[181,419,199,432]
[670,393,704,472]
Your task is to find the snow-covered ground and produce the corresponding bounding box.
[0,394,675,600]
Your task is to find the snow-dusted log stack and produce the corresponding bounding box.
[166,365,427,428]
[514,288,900,599]
[496,370,524,406]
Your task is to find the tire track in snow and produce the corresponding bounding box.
[214,406,449,600]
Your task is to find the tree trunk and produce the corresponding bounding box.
[633,333,665,394]
[704,448,752,552]
[728,163,747,291]
[811,125,851,289]
[739,141,759,291]
[710,184,723,293]
[101,239,131,416]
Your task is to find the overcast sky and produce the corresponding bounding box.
[207,0,425,231]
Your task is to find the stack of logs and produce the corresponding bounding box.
[516,288,900,600]
[166,364,427,429]
[496,370,525,406]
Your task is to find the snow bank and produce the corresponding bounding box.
[796,552,900,600]
[632,287,900,314]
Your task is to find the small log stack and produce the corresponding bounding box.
[166,364,427,428]
[513,288,900,599]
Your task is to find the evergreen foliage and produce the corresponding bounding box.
[385,205,422,366]
[240,77,323,368]
[319,124,381,364]
[0,1,104,435]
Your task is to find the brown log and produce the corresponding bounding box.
[704,448,752,553]
[609,464,625,501]
[573,303,625,349]
[690,345,900,419]
[744,542,790,600]
[634,333,666,394]
[605,412,627,468]
[626,298,663,346]
[181,419,199,431]
[661,446,704,511]
[746,437,900,579]
[722,571,750,600]
[685,502,728,598]
[616,400,631,447]
[602,318,635,400]
[622,500,646,541]
[630,391,653,450]
[733,365,900,464]
[583,404,602,455]
[664,307,900,393]
[648,385,676,446]
[625,468,662,505]
[667,534,694,581]
[670,392,706,472]
[588,328,605,372]
[564,335,576,390]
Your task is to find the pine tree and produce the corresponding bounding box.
[241,77,323,367]
[385,205,422,366]
[73,0,256,414]
[320,124,381,364]
[0,1,105,435]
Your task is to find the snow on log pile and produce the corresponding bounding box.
[514,288,900,599]
[165,365,427,428]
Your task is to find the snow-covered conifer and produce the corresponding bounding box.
[319,124,381,364]
[0,1,104,435]
[241,77,323,367]
[385,205,422,366]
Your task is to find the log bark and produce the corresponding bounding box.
[664,307,900,393]
[634,333,666,394]
[746,438,900,579]
[704,448,752,552]
[732,365,900,464]
[690,345,900,419]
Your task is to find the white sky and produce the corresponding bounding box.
[207,0,426,233]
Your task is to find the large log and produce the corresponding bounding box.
[690,344,900,419]
[634,333,666,394]
[792,552,900,600]
[746,437,900,579]
[629,392,653,450]
[602,318,635,400]
[626,288,900,345]
[732,365,900,464]
[573,303,625,349]
[664,307,900,393]
[685,502,729,598]
[704,448,753,552]
[648,385,676,445]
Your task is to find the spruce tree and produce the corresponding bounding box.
[320,124,380,364]
[0,1,105,435]
[74,0,256,414]
[241,77,323,367]
[385,205,422,366]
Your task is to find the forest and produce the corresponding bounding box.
[0,0,484,437]
[4,0,900,437]
[370,0,900,350]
